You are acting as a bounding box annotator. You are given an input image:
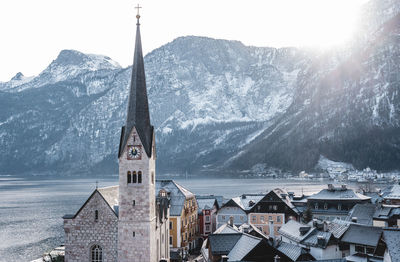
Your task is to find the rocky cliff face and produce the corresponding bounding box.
[0,0,399,175]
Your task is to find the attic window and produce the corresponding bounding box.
[132,200,136,206]
[324,203,328,210]
[133,231,136,237]
[95,210,99,221]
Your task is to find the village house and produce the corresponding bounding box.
[307,184,371,221]
[373,205,400,228]
[196,196,220,240]
[156,180,198,251]
[205,222,311,262]
[383,184,400,205]
[248,188,300,236]
[279,220,342,260]
[340,224,385,257]
[216,194,264,228]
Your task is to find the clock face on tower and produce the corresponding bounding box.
[127,145,141,160]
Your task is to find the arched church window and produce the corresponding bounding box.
[95,210,99,221]
[138,171,142,183]
[132,171,137,183]
[127,171,131,183]
[151,172,154,184]
[91,245,103,262]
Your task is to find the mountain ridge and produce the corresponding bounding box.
[1,0,400,175]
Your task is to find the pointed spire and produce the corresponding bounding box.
[119,7,153,158]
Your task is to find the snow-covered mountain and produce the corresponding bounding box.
[0,0,399,175]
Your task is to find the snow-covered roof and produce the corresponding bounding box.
[229,194,265,211]
[197,198,217,213]
[278,220,315,242]
[156,180,194,216]
[385,184,400,200]
[214,223,241,234]
[308,186,370,201]
[98,185,119,214]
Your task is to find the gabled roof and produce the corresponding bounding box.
[385,184,400,200]
[383,229,400,262]
[197,198,218,213]
[119,16,153,158]
[277,242,304,262]
[373,205,400,220]
[156,180,194,216]
[346,203,376,225]
[279,220,315,242]
[207,232,262,261]
[227,234,262,261]
[98,186,119,215]
[249,188,299,215]
[197,195,223,208]
[208,233,242,255]
[63,186,119,219]
[214,223,241,234]
[341,224,382,247]
[224,194,264,212]
[301,230,332,248]
[327,219,352,239]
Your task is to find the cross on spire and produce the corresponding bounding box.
[135,4,142,21]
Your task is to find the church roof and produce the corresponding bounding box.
[98,186,119,215]
[63,184,169,219]
[119,16,153,158]
[63,186,119,219]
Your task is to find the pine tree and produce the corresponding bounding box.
[303,206,313,223]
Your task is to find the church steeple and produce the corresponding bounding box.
[119,10,153,158]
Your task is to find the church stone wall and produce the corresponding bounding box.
[64,192,118,262]
[118,128,158,262]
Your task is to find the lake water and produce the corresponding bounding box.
[0,174,341,262]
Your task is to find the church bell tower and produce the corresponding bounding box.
[117,8,157,262]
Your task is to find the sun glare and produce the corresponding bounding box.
[290,0,364,48]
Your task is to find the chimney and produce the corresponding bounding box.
[269,220,274,238]
[229,216,234,227]
[317,235,325,246]
[323,221,328,232]
[351,217,357,223]
[341,184,347,190]
[328,184,334,191]
[299,226,310,235]
[221,255,229,262]
[274,255,281,262]
[288,192,294,200]
[280,193,287,199]
[242,195,246,199]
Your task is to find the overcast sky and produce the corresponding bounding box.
[0,0,368,81]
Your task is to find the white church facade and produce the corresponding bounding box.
[63,12,170,262]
